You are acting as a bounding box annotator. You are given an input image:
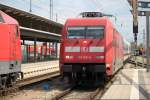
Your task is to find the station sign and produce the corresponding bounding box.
[138,0,150,8]
[138,10,150,16]
[138,0,150,16]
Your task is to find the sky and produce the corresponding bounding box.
[0,0,145,43]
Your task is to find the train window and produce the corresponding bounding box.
[68,27,85,39]
[0,14,4,23]
[86,26,104,39]
[16,26,19,37]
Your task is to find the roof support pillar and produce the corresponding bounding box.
[34,38,37,62]
[49,42,51,58]
[55,42,58,59]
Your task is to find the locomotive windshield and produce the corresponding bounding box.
[86,26,104,39]
[67,27,85,39]
[67,26,104,39]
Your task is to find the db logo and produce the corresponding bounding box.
[81,47,88,52]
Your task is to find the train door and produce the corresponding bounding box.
[0,24,17,74]
[9,24,21,73]
[114,31,122,73]
[112,30,116,73]
[9,25,18,70]
[113,30,118,74]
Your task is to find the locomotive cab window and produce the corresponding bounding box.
[86,26,104,39]
[68,27,85,39]
[67,26,104,39]
[16,26,19,37]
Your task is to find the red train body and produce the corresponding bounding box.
[0,11,21,89]
[26,45,55,60]
[60,16,124,84]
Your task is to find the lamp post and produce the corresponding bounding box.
[50,0,53,20]
[29,0,32,12]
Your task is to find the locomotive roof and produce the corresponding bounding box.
[65,17,124,40]
[0,10,18,25]
[65,17,111,26]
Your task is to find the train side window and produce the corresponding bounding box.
[68,27,85,39]
[86,26,104,39]
[16,26,19,37]
[113,29,118,47]
[0,14,4,23]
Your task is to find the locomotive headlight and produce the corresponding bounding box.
[106,64,111,71]
[65,56,70,59]
[96,56,104,59]
[65,56,74,59]
[106,64,110,67]
[69,56,74,59]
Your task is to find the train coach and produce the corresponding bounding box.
[0,11,21,90]
[59,12,124,85]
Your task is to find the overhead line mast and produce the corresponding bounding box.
[131,0,138,47]
[128,0,138,44]
[50,0,53,20]
[128,0,138,68]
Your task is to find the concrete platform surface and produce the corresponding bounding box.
[21,60,59,79]
[102,66,150,99]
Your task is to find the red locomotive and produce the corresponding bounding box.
[0,11,21,89]
[60,12,124,84]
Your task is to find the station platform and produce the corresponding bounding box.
[21,60,59,79]
[101,64,150,100]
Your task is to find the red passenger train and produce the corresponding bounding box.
[60,12,124,84]
[0,11,21,89]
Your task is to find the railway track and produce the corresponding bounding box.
[51,64,123,100]
[50,74,117,100]
[0,55,132,97]
[50,56,132,100]
[17,71,60,87]
[0,86,18,96]
[0,71,60,96]
[127,55,147,68]
[128,59,147,68]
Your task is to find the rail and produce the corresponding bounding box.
[50,56,131,100]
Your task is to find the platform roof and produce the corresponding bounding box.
[20,27,61,42]
[0,4,63,42]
